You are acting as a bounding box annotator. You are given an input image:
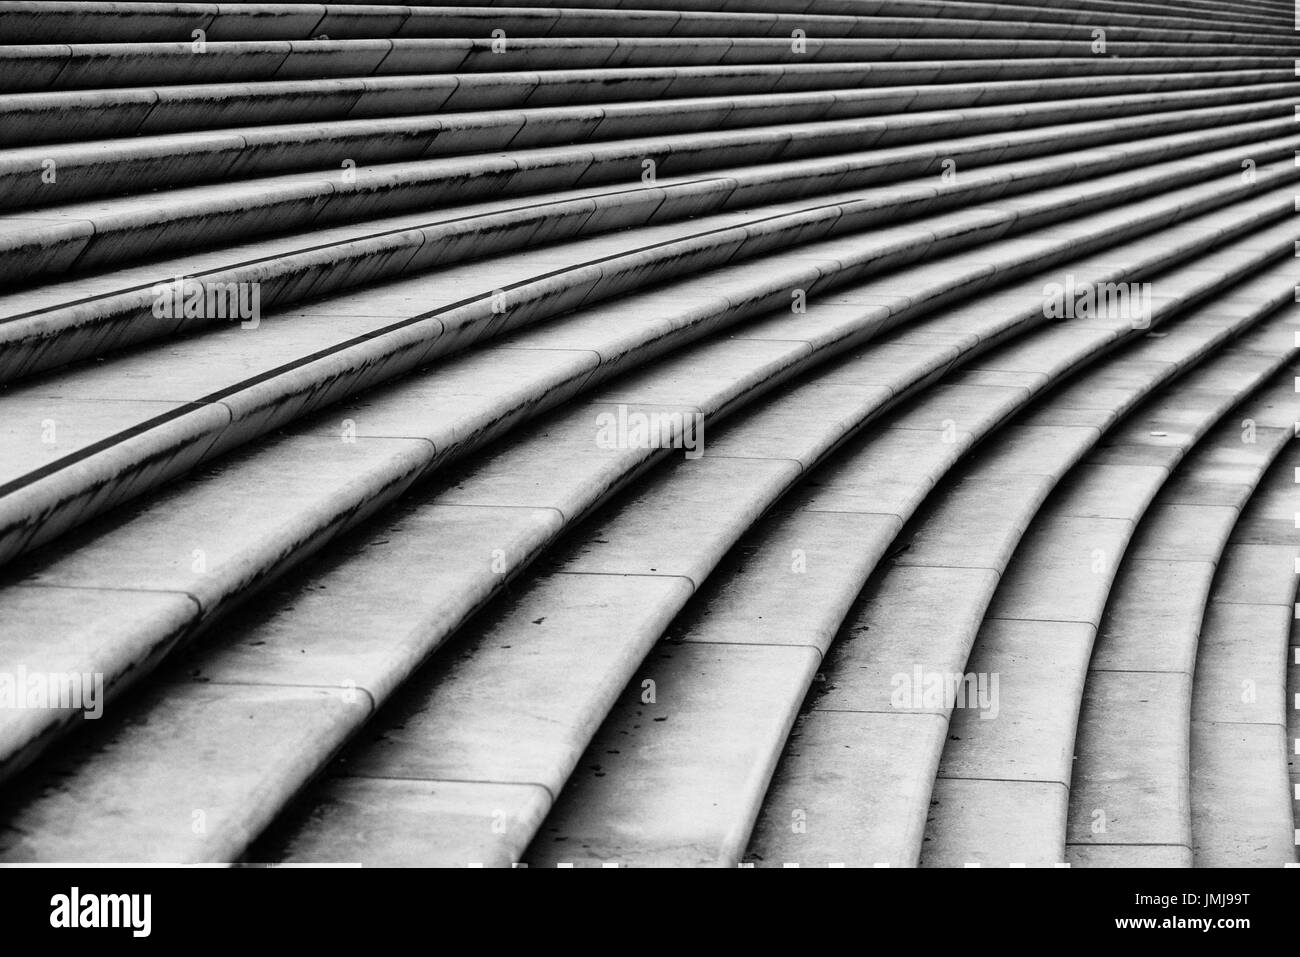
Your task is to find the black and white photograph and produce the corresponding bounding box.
[0,0,1295,937]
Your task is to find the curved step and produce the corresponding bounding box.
[748,290,1298,869]
[132,220,1296,866]
[0,0,1293,871]
[5,93,1291,284]
[223,0,1297,32]
[0,160,1289,795]
[7,63,1281,138]
[0,191,1287,863]
[515,258,1299,869]
[457,0,1294,27]
[0,260,962,860]
[2,2,1291,45]
[6,81,1290,208]
[258,241,1295,868]
[2,142,1289,579]
[6,20,1289,93]
[6,109,1286,380]
[5,58,1290,147]
[1065,379,1295,866]
[0,174,1290,761]
[985,0,1289,26]
[1188,447,1299,866]
[920,340,1297,867]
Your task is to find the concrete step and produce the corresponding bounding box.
[0,0,1291,869]
[1188,446,1299,866]
[5,60,1291,147]
[986,0,1290,28]
[5,21,1289,93]
[1,2,1292,45]
[252,237,1295,868]
[1,142,1289,582]
[514,252,1299,869]
[5,94,1291,284]
[2,209,1273,865]
[6,81,1291,207]
[0,186,1287,864]
[1066,378,1296,867]
[920,323,1297,866]
[244,0,1294,34]
[749,265,1299,869]
[6,106,1288,382]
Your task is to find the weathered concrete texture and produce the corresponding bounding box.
[0,395,194,484]
[505,245,1278,867]
[0,683,357,863]
[1066,844,1194,867]
[889,380,1030,437]
[1063,368,1298,867]
[750,710,948,867]
[2,134,1289,585]
[191,504,566,699]
[269,777,553,868]
[18,434,433,606]
[799,425,973,519]
[331,572,691,795]
[749,266,1296,871]
[922,778,1069,867]
[1068,671,1193,848]
[976,424,1104,479]
[431,401,697,520]
[526,642,819,867]
[1191,721,1296,867]
[1091,559,1215,674]
[1049,464,1170,520]
[1226,454,1300,546]
[670,509,901,653]
[1192,601,1292,725]
[986,515,1133,624]
[555,457,801,586]
[1,0,1298,871]
[814,565,1001,715]
[292,345,600,447]
[937,618,1094,784]
[1018,359,1181,430]
[1209,543,1296,605]
[924,300,1298,868]
[892,472,1056,571]
[0,585,197,784]
[0,504,570,863]
[702,371,895,468]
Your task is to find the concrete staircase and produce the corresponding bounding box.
[0,0,1294,867]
